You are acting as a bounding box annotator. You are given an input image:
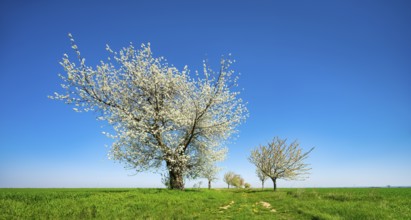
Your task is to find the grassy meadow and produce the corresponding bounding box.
[1,187,410,219]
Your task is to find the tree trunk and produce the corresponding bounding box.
[262,180,264,190]
[167,162,184,190]
[227,183,229,189]
[208,180,211,189]
[272,178,277,191]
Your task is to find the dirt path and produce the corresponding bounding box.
[256,201,276,212]
[219,201,235,210]
[219,200,276,213]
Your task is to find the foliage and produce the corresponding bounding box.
[1,188,410,219]
[50,34,247,189]
[249,137,314,191]
[201,163,221,189]
[256,168,268,189]
[244,183,251,189]
[223,172,244,188]
[223,171,235,189]
[231,174,245,188]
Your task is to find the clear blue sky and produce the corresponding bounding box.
[1,0,410,188]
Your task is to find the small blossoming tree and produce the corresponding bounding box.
[256,168,268,190]
[249,137,314,191]
[223,171,235,189]
[231,174,244,188]
[201,163,221,189]
[51,34,247,190]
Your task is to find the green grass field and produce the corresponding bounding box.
[1,188,410,219]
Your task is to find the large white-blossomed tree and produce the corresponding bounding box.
[51,34,247,190]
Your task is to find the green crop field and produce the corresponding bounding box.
[1,188,410,219]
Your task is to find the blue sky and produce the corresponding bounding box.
[1,0,410,188]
